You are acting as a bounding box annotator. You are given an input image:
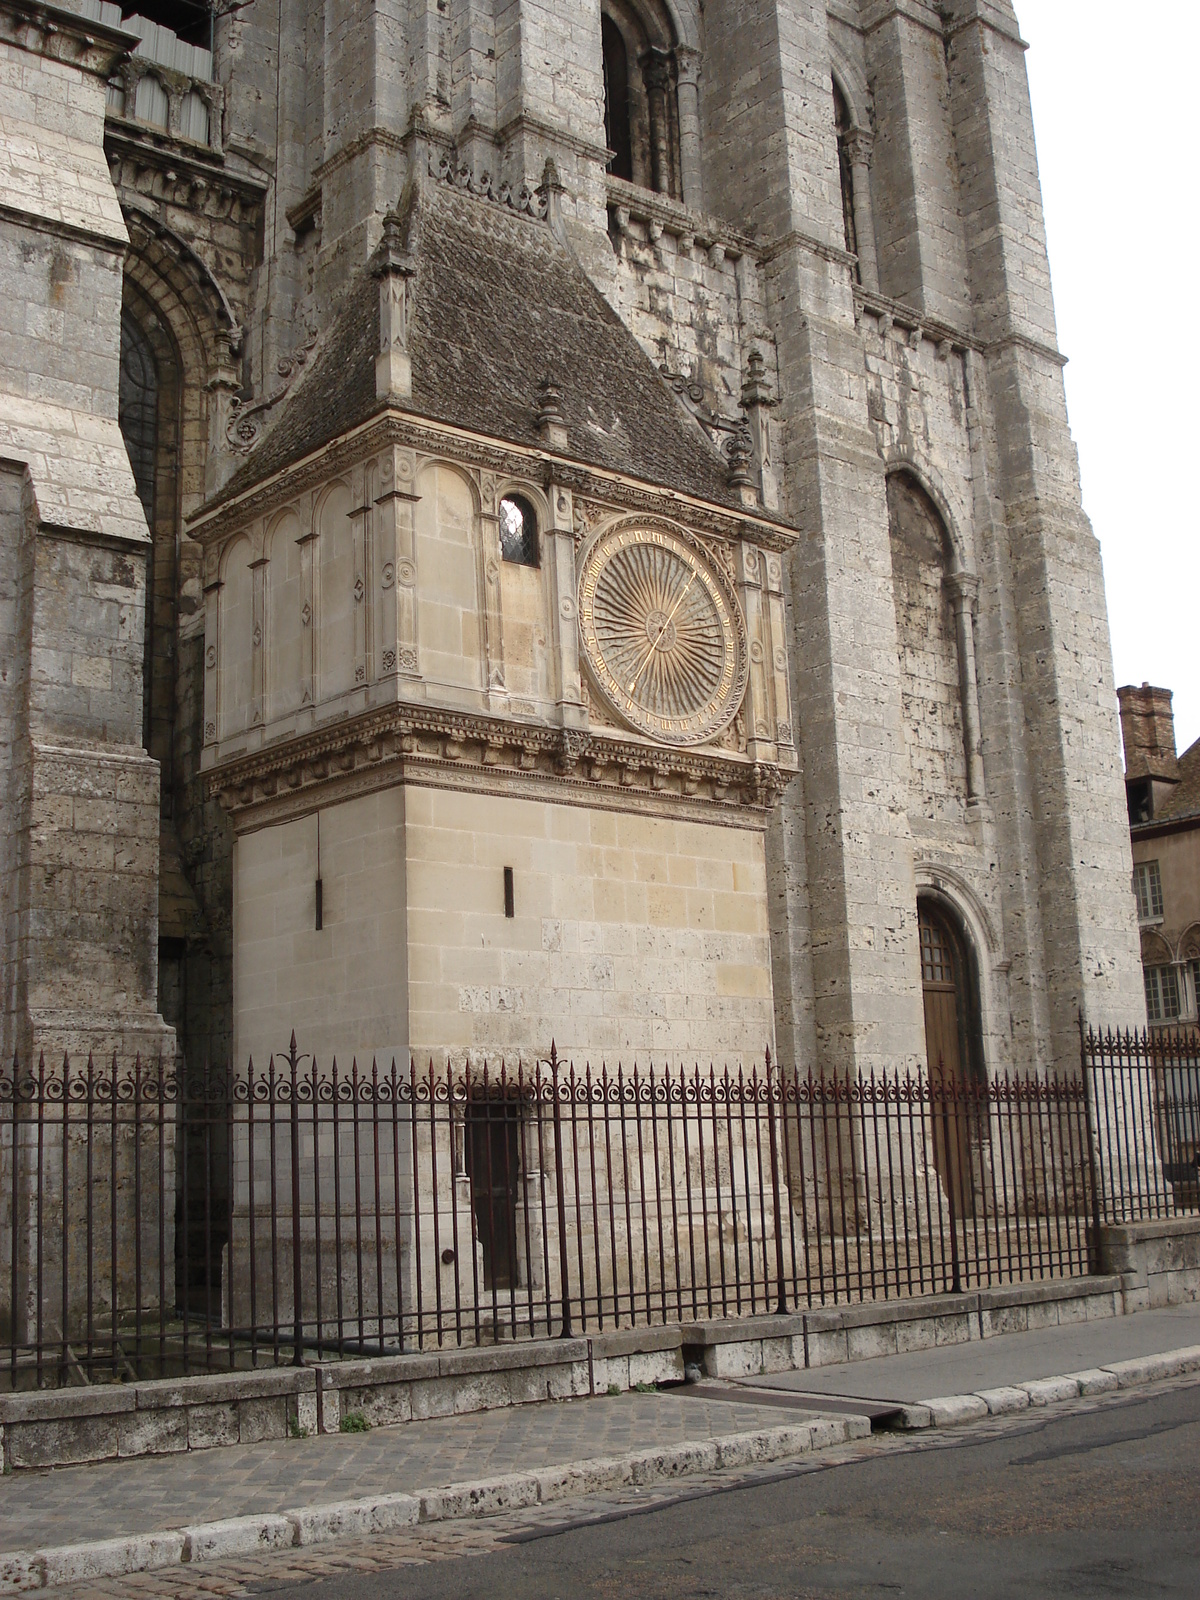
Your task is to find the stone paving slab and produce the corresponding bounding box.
[0,1393,809,1555]
[38,1369,1200,1600]
[742,1302,1200,1403]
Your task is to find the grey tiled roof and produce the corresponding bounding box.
[214,178,742,511]
[1154,737,1200,826]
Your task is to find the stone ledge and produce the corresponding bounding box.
[0,1274,1167,1473]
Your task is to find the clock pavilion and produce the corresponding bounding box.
[193,167,799,1081]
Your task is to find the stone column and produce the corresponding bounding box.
[946,571,984,803]
[642,49,674,197]
[843,128,879,293]
[674,46,703,212]
[545,479,586,730]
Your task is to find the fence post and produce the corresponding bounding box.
[939,1067,962,1295]
[1078,1012,1105,1272]
[765,1050,788,1315]
[550,1045,573,1338]
[288,1034,304,1366]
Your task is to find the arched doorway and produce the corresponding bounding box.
[918,896,984,1216]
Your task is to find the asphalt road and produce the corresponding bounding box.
[253,1385,1200,1599]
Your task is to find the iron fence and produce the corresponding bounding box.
[0,1026,1196,1390]
[1081,1020,1200,1220]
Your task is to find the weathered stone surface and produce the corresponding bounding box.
[181,1514,294,1563]
[0,0,1147,1381]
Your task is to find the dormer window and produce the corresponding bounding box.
[499,495,539,568]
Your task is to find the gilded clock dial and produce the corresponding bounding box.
[578,525,747,745]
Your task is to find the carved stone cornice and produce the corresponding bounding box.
[106,128,269,213]
[0,0,134,81]
[188,410,800,551]
[205,700,794,830]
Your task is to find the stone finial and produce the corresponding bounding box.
[741,348,773,410]
[725,419,757,505]
[536,376,568,450]
[372,208,415,401]
[740,349,778,511]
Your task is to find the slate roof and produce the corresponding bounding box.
[214,177,744,512]
[1149,736,1200,827]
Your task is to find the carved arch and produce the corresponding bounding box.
[829,44,871,136]
[882,452,975,578]
[1141,927,1174,965]
[1181,923,1200,962]
[122,207,239,377]
[914,861,1001,960]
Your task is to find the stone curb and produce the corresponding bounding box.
[0,1414,870,1593]
[894,1341,1200,1431]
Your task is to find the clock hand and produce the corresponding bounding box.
[627,569,697,695]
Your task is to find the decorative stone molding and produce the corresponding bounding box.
[1,0,131,80]
[225,325,319,453]
[205,700,792,830]
[188,413,800,553]
[428,151,548,219]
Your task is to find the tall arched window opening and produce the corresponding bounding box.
[119,308,158,528]
[600,1,683,200]
[887,471,985,823]
[833,79,859,273]
[602,15,633,184]
[118,294,183,796]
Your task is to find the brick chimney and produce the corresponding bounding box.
[1118,683,1180,823]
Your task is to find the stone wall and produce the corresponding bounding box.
[233,782,774,1071]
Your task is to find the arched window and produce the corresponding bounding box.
[887,471,979,821]
[499,494,539,568]
[602,15,633,184]
[833,79,859,273]
[179,89,210,146]
[118,296,180,774]
[119,308,158,527]
[133,73,170,130]
[600,1,681,199]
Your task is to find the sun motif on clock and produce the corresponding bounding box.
[577,523,748,746]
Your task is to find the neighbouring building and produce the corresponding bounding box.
[0,0,1146,1094]
[1120,685,1200,1029]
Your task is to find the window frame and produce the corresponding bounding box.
[498,492,540,570]
[1133,859,1164,923]
[1144,963,1181,1024]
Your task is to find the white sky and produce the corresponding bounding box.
[1019,1,1199,756]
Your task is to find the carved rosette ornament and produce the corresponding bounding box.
[577,523,748,747]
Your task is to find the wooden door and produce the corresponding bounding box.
[919,903,974,1218]
[465,1100,520,1291]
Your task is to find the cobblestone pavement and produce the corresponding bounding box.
[0,1392,805,1554]
[36,1376,1200,1600]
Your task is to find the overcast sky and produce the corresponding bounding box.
[1019,1,1199,756]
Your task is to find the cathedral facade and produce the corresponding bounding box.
[0,0,1146,1098]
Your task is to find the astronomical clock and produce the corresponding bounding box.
[577,523,748,748]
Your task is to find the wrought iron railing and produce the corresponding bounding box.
[0,1025,1195,1389]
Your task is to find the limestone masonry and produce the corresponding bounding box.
[0,0,1145,1092]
